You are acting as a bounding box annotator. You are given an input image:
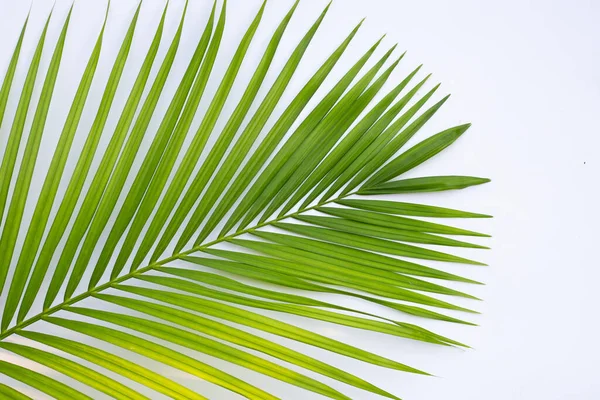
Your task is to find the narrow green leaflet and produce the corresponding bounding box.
[0,11,52,227]
[90,2,217,285]
[20,330,203,400]
[336,199,492,218]
[0,15,28,128]
[0,342,146,400]
[46,316,278,400]
[360,175,491,194]
[0,382,30,400]
[289,216,487,249]
[42,4,168,309]
[274,221,487,261]
[2,8,107,330]
[363,124,471,187]
[17,4,142,322]
[318,206,490,237]
[0,359,89,400]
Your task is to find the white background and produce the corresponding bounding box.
[0,0,599,399]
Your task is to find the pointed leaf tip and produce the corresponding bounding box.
[456,122,472,134]
[159,0,169,20]
[314,1,332,21]
[370,35,385,50]
[99,0,110,32]
[259,0,268,12]
[353,16,366,30]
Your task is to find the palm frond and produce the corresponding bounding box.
[0,1,490,399]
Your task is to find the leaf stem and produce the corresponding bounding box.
[0,193,353,340]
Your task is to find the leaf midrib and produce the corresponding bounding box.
[0,193,355,341]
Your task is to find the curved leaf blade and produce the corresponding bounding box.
[336,199,492,218]
[360,175,491,194]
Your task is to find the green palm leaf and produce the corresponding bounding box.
[0,1,490,399]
